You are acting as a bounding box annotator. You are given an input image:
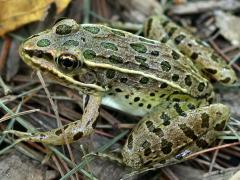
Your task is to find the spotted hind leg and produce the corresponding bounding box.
[121,102,230,169]
[4,95,102,145]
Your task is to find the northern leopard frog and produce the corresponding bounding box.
[6,16,236,169]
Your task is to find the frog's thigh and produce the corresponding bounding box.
[5,95,102,145]
[121,103,230,169]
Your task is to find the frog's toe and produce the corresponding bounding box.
[3,130,29,137]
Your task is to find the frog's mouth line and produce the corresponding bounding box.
[20,47,106,93]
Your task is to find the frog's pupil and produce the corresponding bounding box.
[62,58,73,67]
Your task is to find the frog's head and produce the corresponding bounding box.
[19,19,106,95]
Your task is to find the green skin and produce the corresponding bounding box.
[5,16,235,169]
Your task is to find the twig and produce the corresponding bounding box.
[36,71,79,180]
[0,109,40,123]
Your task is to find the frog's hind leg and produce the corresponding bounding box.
[144,15,237,85]
[4,95,102,145]
[121,102,230,169]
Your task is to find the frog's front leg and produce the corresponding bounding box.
[121,102,230,169]
[4,95,102,145]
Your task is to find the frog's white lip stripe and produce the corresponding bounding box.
[21,51,106,92]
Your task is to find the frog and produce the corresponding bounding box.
[4,15,236,170]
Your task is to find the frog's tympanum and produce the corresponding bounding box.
[7,16,237,169]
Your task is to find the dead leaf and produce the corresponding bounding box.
[0,0,71,36]
[215,10,240,46]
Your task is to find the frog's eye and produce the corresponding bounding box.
[56,54,81,71]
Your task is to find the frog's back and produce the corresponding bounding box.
[77,24,213,98]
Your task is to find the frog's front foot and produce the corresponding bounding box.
[3,130,35,142]
[3,95,102,145]
[3,128,76,145]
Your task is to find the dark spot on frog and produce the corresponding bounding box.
[147,104,152,109]
[160,83,168,88]
[179,123,198,140]
[144,148,152,156]
[135,56,147,63]
[56,24,72,35]
[211,54,219,62]
[120,78,128,83]
[161,35,170,43]
[172,74,179,81]
[139,77,149,84]
[134,97,140,102]
[109,55,123,64]
[220,77,231,84]
[168,27,177,37]
[125,95,129,99]
[160,112,171,126]
[187,103,196,110]
[143,160,153,166]
[130,43,147,53]
[190,52,199,60]
[174,103,187,117]
[205,68,217,74]
[139,62,149,70]
[146,121,155,132]
[201,113,210,128]
[153,128,164,137]
[127,134,133,149]
[172,50,180,60]
[145,18,153,37]
[173,98,180,102]
[214,120,226,131]
[37,39,51,47]
[161,139,173,154]
[139,103,144,107]
[184,75,192,86]
[161,61,171,72]
[115,88,122,92]
[111,29,126,37]
[73,132,83,141]
[106,69,116,79]
[196,139,209,148]
[55,129,62,136]
[150,92,155,96]
[64,125,69,130]
[63,40,79,46]
[142,140,151,149]
[83,26,100,34]
[83,49,96,59]
[174,34,186,45]
[101,42,118,51]
[161,20,170,27]
[81,37,86,42]
[151,51,159,56]
[198,82,205,92]
[160,94,166,98]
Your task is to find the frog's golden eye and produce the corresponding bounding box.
[56,54,81,71]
